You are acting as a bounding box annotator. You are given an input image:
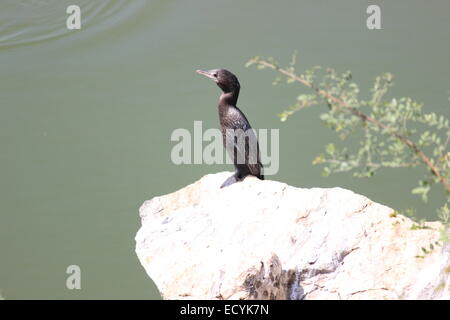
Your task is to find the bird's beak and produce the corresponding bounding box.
[196,69,215,80]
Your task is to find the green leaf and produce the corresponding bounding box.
[326,143,336,154]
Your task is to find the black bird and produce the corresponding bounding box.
[196,68,264,188]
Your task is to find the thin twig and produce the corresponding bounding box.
[324,159,421,169]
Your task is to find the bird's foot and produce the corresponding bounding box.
[220,173,244,188]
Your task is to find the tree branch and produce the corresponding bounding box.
[252,58,450,192]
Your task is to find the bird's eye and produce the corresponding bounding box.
[213,73,218,78]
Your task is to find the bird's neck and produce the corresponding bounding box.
[219,89,239,107]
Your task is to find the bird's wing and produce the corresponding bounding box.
[224,107,252,131]
[223,107,263,177]
[222,107,253,154]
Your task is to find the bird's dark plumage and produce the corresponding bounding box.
[196,68,264,188]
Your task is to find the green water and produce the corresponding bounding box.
[0,0,449,299]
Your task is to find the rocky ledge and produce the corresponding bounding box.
[135,172,449,299]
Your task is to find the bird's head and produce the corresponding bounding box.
[196,68,240,94]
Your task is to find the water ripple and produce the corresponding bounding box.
[0,0,147,49]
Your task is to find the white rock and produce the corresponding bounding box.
[135,172,449,300]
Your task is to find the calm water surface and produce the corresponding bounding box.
[0,0,449,299]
